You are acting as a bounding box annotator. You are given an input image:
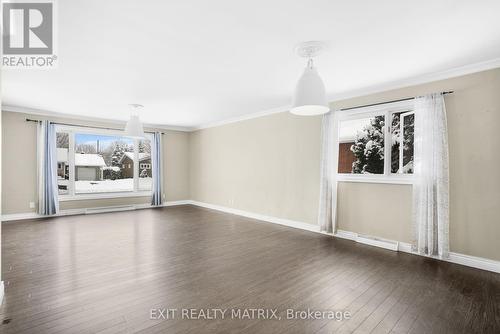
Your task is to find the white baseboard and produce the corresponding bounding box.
[335,230,399,251]
[2,199,499,274]
[188,200,321,233]
[398,242,500,273]
[0,212,40,221]
[162,200,192,207]
[1,200,190,222]
[357,234,399,251]
[447,252,500,274]
[398,242,413,253]
[188,202,500,274]
[334,229,357,241]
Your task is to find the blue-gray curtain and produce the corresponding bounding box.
[37,120,59,215]
[151,132,163,206]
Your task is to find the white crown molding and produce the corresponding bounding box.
[193,57,500,131]
[194,105,291,131]
[328,57,500,102]
[1,105,194,132]
[3,58,500,132]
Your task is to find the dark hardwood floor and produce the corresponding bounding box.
[1,205,499,333]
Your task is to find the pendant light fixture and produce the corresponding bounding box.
[290,41,329,116]
[125,103,145,138]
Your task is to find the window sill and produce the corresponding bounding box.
[337,174,414,185]
[59,191,152,202]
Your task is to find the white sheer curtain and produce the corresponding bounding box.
[318,111,339,233]
[412,93,449,258]
[37,120,59,215]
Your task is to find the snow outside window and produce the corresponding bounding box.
[338,116,385,174]
[55,127,152,198]
[336,103,415,181]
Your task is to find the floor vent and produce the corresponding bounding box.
[85,205,136,215]
[356,234,399,251]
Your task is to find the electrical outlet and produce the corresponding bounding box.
[29,202,35,209]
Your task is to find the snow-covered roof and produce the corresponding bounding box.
[57,148,68,162]
[57,149,106,167]
[119,152,150,163]
[75,154,106,167]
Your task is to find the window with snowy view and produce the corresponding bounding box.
[390,111,414,174]
[56,128,152,197]
[337,106,415,177]
[338,116,385,174]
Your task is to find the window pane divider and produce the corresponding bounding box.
[383,110,391,176]
[133,139,139,192]
[68,131,75,196]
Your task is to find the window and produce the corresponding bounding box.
[390,111,414,174]
[338,116,385,174]
[336,100,414,183]
[55,126,153,198]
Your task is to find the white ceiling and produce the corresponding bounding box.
[3,0,500,129]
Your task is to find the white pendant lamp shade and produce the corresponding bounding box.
[125,104,145,138]
[290,65,329,116]
[290,41,330,116]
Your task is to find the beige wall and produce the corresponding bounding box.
[332,68,500,261]
[337,182,413,243]
[2,68,499,262]
[1,111,190,214]
[190,68,500,261]
[190,112,321,225]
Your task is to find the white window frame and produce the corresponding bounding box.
[336,100,415,185]
[55,125,153,201]
[398,111,415,174]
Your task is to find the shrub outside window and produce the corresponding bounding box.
[55,126,152,198]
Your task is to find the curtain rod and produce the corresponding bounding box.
[24,118,165,135]
[339,91,454,111]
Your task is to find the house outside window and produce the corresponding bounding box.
[55,126,153,199]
